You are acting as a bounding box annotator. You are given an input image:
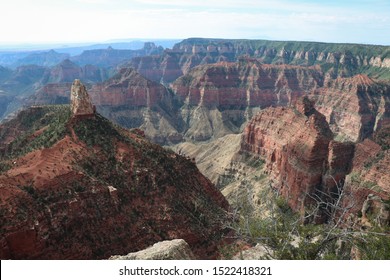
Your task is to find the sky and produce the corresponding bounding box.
[0,0,389,46]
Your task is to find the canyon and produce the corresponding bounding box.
[1,38,389,259]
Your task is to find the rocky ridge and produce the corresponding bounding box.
[0,81,229,259]
[128,38,390,84]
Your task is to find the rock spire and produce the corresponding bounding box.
[70,79,94,116]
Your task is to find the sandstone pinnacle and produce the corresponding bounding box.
[70,79,94,116]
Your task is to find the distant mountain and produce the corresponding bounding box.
[54,39,179,56]
[0,40,177,67]
[71,43,164,67]
[40,59,109,84]
[12,50,70,68]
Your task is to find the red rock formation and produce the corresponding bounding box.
[0,105,229,259]
[310,74,390,142]
[88,68,182,144]
[89,68,171,108]
[339,133,390,226]
[240,97,354,215]
[71,43,164,68]
[172,59,323,108]
[171,59,324,141]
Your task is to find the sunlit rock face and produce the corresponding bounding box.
[70,79,94,116]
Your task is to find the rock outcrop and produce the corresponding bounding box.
[109,239,195,260]
[0,103,229,259]
[70,79,95,116]
[240,97,354,216]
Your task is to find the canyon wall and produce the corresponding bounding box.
[240,97,355,216]
[129,38,390,84]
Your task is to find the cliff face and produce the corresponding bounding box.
[240,97,354,215]
[24,62,390,145]
[171,61,390,143]
[128,38,390,84]
[0,85,229,259]
[337,123,390,227]
[172,59,323,108]
[171,60,323,141]
[89,68,183,144]
[310,75,390,142]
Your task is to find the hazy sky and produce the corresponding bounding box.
[0,0,389,45]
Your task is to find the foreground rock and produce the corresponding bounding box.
[109,239,195,260]
[0,81,229,259]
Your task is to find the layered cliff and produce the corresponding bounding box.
[0,82,229,259]
[171,59,323,141]
[128,38,390,84]
[310,74,390,142]
[24,61,390,145]
[89,68,183,144]
[240,97,355,215]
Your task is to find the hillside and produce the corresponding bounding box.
[0,80,229,259]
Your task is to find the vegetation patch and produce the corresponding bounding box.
[4,105,71,159]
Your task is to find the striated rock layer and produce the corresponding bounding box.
[128,38,390,84]
[88,68,183,144]
[310,74,390,142]
[171,59,324,141]
[240,97,355,215]
[20,61,390,145]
